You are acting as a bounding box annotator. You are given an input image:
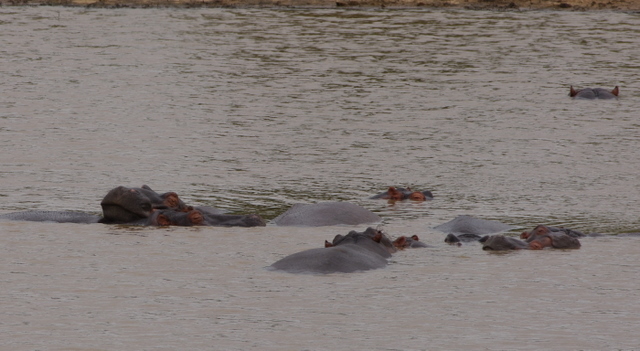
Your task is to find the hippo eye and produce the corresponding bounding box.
[141,203,152,212]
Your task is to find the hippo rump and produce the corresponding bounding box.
[370,186,434,201]
[435,215,515,244]
[271,202,381,227]
[569,86,619,99]
[481,225,581,251]
[269,227,396,274]
[0,185,265,227]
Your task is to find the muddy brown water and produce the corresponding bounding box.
[1,7,640,350]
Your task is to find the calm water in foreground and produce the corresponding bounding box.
[1,6,639,350]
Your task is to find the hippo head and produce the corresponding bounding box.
[394,234,429,249]
[100,185,193,224]
[328,227,397,257]
[521,225,551,241]
[481,235,530,251]
[407,192,426,201]
[387,187,405,201]
[149,209,206,226]
[100,186,156,224]
[569,86,619,99]
[524,225,581,249]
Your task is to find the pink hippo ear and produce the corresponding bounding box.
[372,232,383,243]
[411,235,420,241]
[187,210,204,225]
[324,240,334,248]
[393,236,407,249]
[387,187,403,201]
[611,86,619,96]
[569,86,578,97]
[157,214,171,226]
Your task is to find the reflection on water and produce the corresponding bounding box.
[1,7,640,350]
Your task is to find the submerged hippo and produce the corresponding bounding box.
[392,234,431,249]
[520,225,587,239]
[444,233,487,245]
[148,208,265,227]
[370,186,434,201]
[436,215,515,244]
[0,185,265,227]
[481,225,581,251]
[0,210,101,224]
[569,86,619,99]
[269,227,396,274]
[271,202,381,227]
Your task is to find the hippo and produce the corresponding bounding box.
[520,226,588,239]
[436,215,515,244]
[521,225,581,249]
[479,235,531,250]
[146,208,265,227]
[0,185,265,227]
[392,234,431,249]
[481,225,581,251]
[0,210,101,224]
[569,86,619,99]
[370,186,434,201]
[271,202,381,227]
[444,233,485,245]
[269,227,396,274]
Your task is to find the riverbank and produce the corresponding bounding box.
[2,0,640,10]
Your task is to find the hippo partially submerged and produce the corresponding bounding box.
[271,202,381,227]
[392,234,431,249]
[269,227,396,274]
[569,86,619,99]
[370,186,434,201]
[435,215,515,245]
[0,185,266,227]
[481,225,581,251]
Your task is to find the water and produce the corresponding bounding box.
[1,6,639,350]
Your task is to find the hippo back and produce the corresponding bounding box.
[269,245,389,274]
[481,235,530,251]
[435,215,514,235]
[271,202,381,226]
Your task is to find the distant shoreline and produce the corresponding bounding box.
[3,0,640,11]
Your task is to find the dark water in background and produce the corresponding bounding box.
[1,7,640,350]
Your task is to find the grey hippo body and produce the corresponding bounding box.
[269,227,396,274]
[271,202,381,226]
[435,215,515,244]
[0,185,266,227]
[569,86,619,99]
[0,210,102,224]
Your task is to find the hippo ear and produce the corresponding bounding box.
[411,235,420,241]
[372,232,383,243]
[393,236,407,249]
[612,86,619,96]
[157,214,171,226]
[188,211,205,225]
[325,240,334,248]
[569,86,577,97]
[141,184,154,191]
